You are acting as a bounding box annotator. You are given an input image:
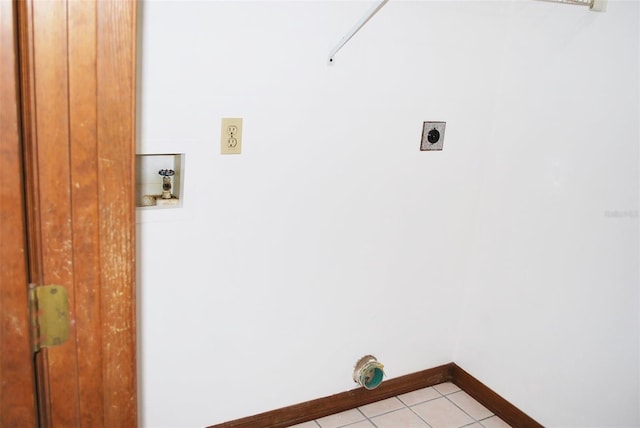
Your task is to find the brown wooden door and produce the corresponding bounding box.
[0,0,38,425]
[1,0,138,426]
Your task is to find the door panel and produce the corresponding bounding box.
[16,0,138,425]
[68,2,104,425]
[95,2,138,422]
[0,0,38,425]
[31,1,81,425]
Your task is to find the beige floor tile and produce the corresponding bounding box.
[433,382,461,396]
[343,420,376,428]
[411,396,474,428]
[316,409,365,428]
[358,397,405,418]
[447,391,493,420]
[370,408,430,428]
[289,421,319,428]
[480,415,512,428]
[398,386,441,406]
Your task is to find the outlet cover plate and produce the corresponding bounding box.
[221,117,243,155]
[421,121,446,151]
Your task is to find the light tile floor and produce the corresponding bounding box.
[290,382,511,428]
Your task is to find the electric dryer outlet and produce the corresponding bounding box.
[420,121,446,151]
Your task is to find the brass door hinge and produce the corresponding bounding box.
[29,284,70,353]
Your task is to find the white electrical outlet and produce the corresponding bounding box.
[420,121,446,151]
[221,118,242,155]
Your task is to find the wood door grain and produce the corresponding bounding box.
[16,0,138,425]
[0,0,38,425]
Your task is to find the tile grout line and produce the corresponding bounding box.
[358,394,431,428]
[406,384,454,428]
[364,395,434,428]
[442,392,495,426]
[356,397,409,421]
[400,385,444,428]
[312,382,506,428]
[431,385,489,426]
[356,407,375,428]
[404,385,442,428]
[406,403,435,428]
[397,395,435,428]
[358,398,400,428]
[404,384,486,428]
[356,385,452,427]
[367,415,380,428]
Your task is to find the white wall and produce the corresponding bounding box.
[453,1,640,427]
[137,1,639,427]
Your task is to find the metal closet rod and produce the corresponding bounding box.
[327,0,389,65]
[537,0,607,10]
[327,0,606,65]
